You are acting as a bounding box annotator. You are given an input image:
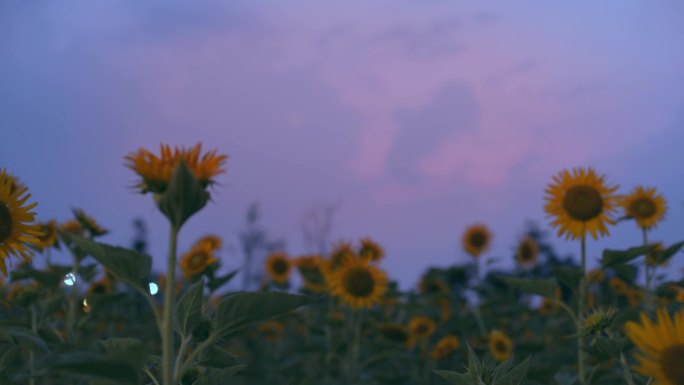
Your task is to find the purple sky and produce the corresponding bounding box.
[2,1,684,288]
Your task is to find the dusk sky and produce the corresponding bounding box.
[2,1,684,288]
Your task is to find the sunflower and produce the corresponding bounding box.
[328,240,356,271]
[587,269,605,284]
[0,170,40,276]
[328,257,388,309]
[627,288,645,307]
[625,308,684,385]
[359,237,384,262]
[609,277,628,295]
[430,335,460,360]
[125,143,228,194]
[408,316,437,344]
[647,242,666,267]
[88,276,113,295]
[515,236,538,267]
[265,252,292,285]
[295,255,326,293]
[60,219,83,236]
[257,320,285,343]
[33,220,59,251]
[538,298,557,315]
[544,167,619,240]
[488,330,513,362]
[197,234,222,251]
[462,224,492,258]
[621,186,667,230]
[180,242,218,279]
[72,208,108,237]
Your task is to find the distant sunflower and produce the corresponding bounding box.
[609,277,628,296]
[462,224,492,258]
[625,308,684,385]
[257,320,285,343]
[430,335,460,360]
[60,219,83,236]
[627,288,645,307]
[197,234,222,251]
[328,240,356,271]
[328,258,388,309]
[538,298,557,315]
[359,238,384,262]
[33,220,59,251]
[408,316,436,344]
[72,208,108,238]
[180,242,218,279]
[0,170,40,276]
[488,330,513,362]
[544,167,619,240]
[295,255,326,293]
[587,269,605,284]
[265,252,292,285]
[621,186,667,230]
[419,277,450,295]
[125,143,228,194]
[646,242,666,267]
[515,237,538,267]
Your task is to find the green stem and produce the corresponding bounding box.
[67,251,79,342]
[177,335,216,379]
[144,367,162,385]
[643,229,654,312]
[29,305,37,385]
[578,235,587,385]
[162,225,179,385]
[173,336,190,383]
[472,258,487,336]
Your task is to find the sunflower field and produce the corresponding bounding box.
[1,144,683,385]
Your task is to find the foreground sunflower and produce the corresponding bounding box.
[544,167,619,240]
[0,170,40,276]
[328,257,388,309]
[488,330,513,362]
[621,186,667,230]
[625,308,684,385]
[180,242,218,279]
[462,224,492,258]
[359,237,384,262]
[515,236,539,267]
[125,143,228,194]
[265,252,292,285]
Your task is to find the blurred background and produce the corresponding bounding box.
[1,0,683,289]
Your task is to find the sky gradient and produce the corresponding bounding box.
[2,1,684,288]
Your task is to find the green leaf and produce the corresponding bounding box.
[656,241,684,264]
[502,277,557,298]
[48,352,142,385]
[207,270,238,292]
[192,365,247,385]
[200,346,240,368]
[157,158,210,229]
[213,292,309,340]
[433,370,477,385]
[592,336,624,357]
[466,344,484,378]
[101,338,144,355]
[63,234,152,292]
[175,279,205,339]
[6,327,49,353]
[601,244,656,267]
[552,266,583,290]
[496,357,530,385]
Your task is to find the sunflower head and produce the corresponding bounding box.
[197,234,222,251]
[646,242,667,267]
[0,170,40,276]
[625,308,684,385]
[265,252,292,285]
[180,242,218,279]
[257,320,285,343]
[515,237,538,267]
[125,143,228,194]
[462,224,492,258]
[72,208,108,238]
[538,298,557,315]
[627,288,645,307]
[587,269,605,284]
[582,307,616,335]
[488,330,513,362]
[328,240,356,271]
[359,238,384,262]
[408,316,436,344]
[33,220,59,252]
[609,277,628,295]
[621,186,667,230]
[430,335,460,360]
[328,258,388,309]
[544,167,619,240]
[295,255,326,293]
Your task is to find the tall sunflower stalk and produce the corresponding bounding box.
[126,144,226,385]
[545,167,619,385]
[462,224,492,336]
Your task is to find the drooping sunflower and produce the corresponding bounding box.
[328,257,388,309]
[359,237,384,262]
[72,208,108,237]
[462,224,492,258]
[544,167,619,240]
[488,330,513,362]
[180,242,218,279]
[265,252,292,285]
[33,220,59,251]
[625,308,684,385]
[125,143,228,194]
[408,316,437,344]
[0,170,40,276]
[621,186,667,230]
[295,255,326,293]
[430,335,460,360]
[515,236,538,267]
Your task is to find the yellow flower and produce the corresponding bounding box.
[587,269,605,284]
[327,240,356,272]
[515,237,538,267]
[0,170,40,276]
[621,186,667,230]
[625,308,684,385]
[359,237,384,262]
[33,220,59,251]
[609,277,628,295]
[408,316,436,344]
[60,219,83,235]
[72,208,108,237]
[430,335,460,360]
[488,330,513,362]
[647,242,667,267]
[627,288,645,307]
[462,224,492,258]
[265,252,292,285]
[196,234,222,251]
[544,167,619,240]
[295,255,326,293]
[180,242,218,279]
[328,258,388,309]
[257,320,285,343]
[125,143,228,194]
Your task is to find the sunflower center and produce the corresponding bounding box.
[342,267,375,297]
[272,259,288,275]
[0,202,12,243]
[469,232,487,248]
[519,244,533,261]
[661,344,684,385]
[495,340,508,353]
[562,185,603,221]
[414,323,430,335]
[631,198,656,219]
